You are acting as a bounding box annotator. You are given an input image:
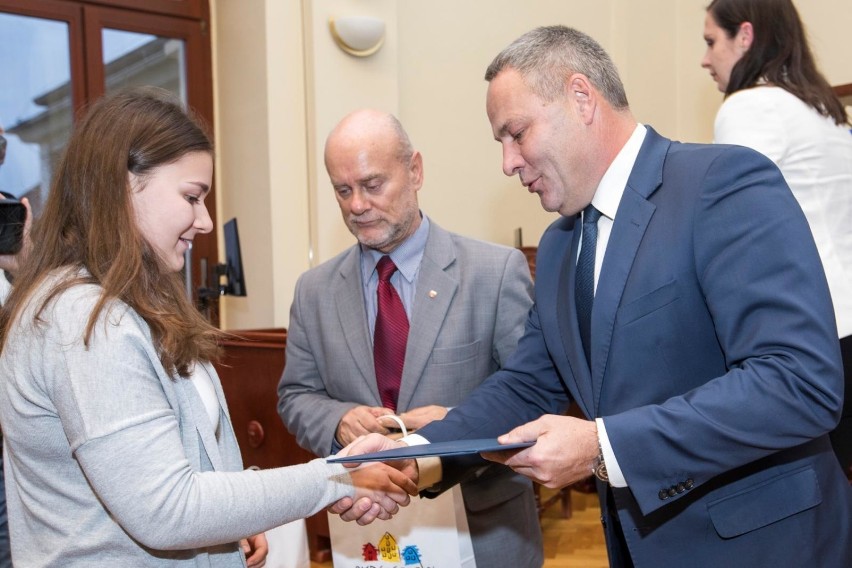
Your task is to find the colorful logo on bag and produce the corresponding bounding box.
[360,532,424,566]
[379,532,401,562]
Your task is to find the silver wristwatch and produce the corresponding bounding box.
[592,439,609,482]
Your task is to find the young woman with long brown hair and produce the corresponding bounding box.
[0,87,415,567]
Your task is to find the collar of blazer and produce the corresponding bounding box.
[538,128,671,416]
[332,221,459,410]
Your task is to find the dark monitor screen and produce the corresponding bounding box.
[223,218,247,297]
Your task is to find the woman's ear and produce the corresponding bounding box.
[737,21,754,52]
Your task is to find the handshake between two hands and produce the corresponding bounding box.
[324,403,447,525]
[327,433,417,525]
[325,410,602,526]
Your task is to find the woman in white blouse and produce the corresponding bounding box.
[701,0,852,477]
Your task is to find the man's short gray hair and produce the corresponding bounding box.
[485,25,629,109]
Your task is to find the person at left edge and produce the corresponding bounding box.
[278,109,543,567]
[0,124,33,568]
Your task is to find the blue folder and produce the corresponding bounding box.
[326,438,534,464]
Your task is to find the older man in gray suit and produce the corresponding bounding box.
[277,109,543,567]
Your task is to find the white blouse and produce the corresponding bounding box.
[714,86,852,338]
[189,363,221,434]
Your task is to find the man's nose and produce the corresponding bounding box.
[502,144,524,177]
[350,189,370,213]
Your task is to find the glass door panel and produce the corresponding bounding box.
[0,11,73,217]
[102,28,187,103]
[0,0,215,319]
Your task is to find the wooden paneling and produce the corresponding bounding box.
[520,245,538,279]
[214,329,331,562]
[75,0,204,19]
[834,83,852,107]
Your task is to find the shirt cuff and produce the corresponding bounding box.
[595,417,627,488]
[401,433,443,491]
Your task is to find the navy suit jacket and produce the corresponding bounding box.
[418,128,852,566]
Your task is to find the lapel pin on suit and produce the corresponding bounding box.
[429,290,437,298]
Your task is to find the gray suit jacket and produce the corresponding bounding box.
[0,271,356,567]
[278,220,543,567]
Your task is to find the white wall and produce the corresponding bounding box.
[212,0,849,330]
[395,1,615,248]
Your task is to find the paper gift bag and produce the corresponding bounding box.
[328,485,476,568]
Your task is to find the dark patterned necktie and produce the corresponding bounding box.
[374,256,409,411]
[576,205,601,366]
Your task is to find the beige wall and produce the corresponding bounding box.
[211,0,849,330]
[212,0,312,330]
[798,0,852,86]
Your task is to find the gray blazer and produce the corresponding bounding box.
[278,221,544,568]
[0,273,355,567]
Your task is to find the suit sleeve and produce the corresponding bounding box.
[418,290,572,490]
[277,276,359,457]
[603,147,843,515]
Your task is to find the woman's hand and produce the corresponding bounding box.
[240,533,268,567]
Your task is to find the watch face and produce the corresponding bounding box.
[594,461,608,482]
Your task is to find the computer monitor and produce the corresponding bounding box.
[223,217,247,297]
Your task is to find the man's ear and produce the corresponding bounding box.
[409,150,424,191]
[566,73,595,125]
[737,21,754,52]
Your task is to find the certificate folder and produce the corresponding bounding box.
[326,438,533,464]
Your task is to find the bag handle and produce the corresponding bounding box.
[376,414,408,438]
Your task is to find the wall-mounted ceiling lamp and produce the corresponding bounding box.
[329,16,386,57]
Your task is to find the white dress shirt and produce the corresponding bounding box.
[584,123,647,488]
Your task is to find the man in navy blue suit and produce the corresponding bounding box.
[339,25,852,567]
